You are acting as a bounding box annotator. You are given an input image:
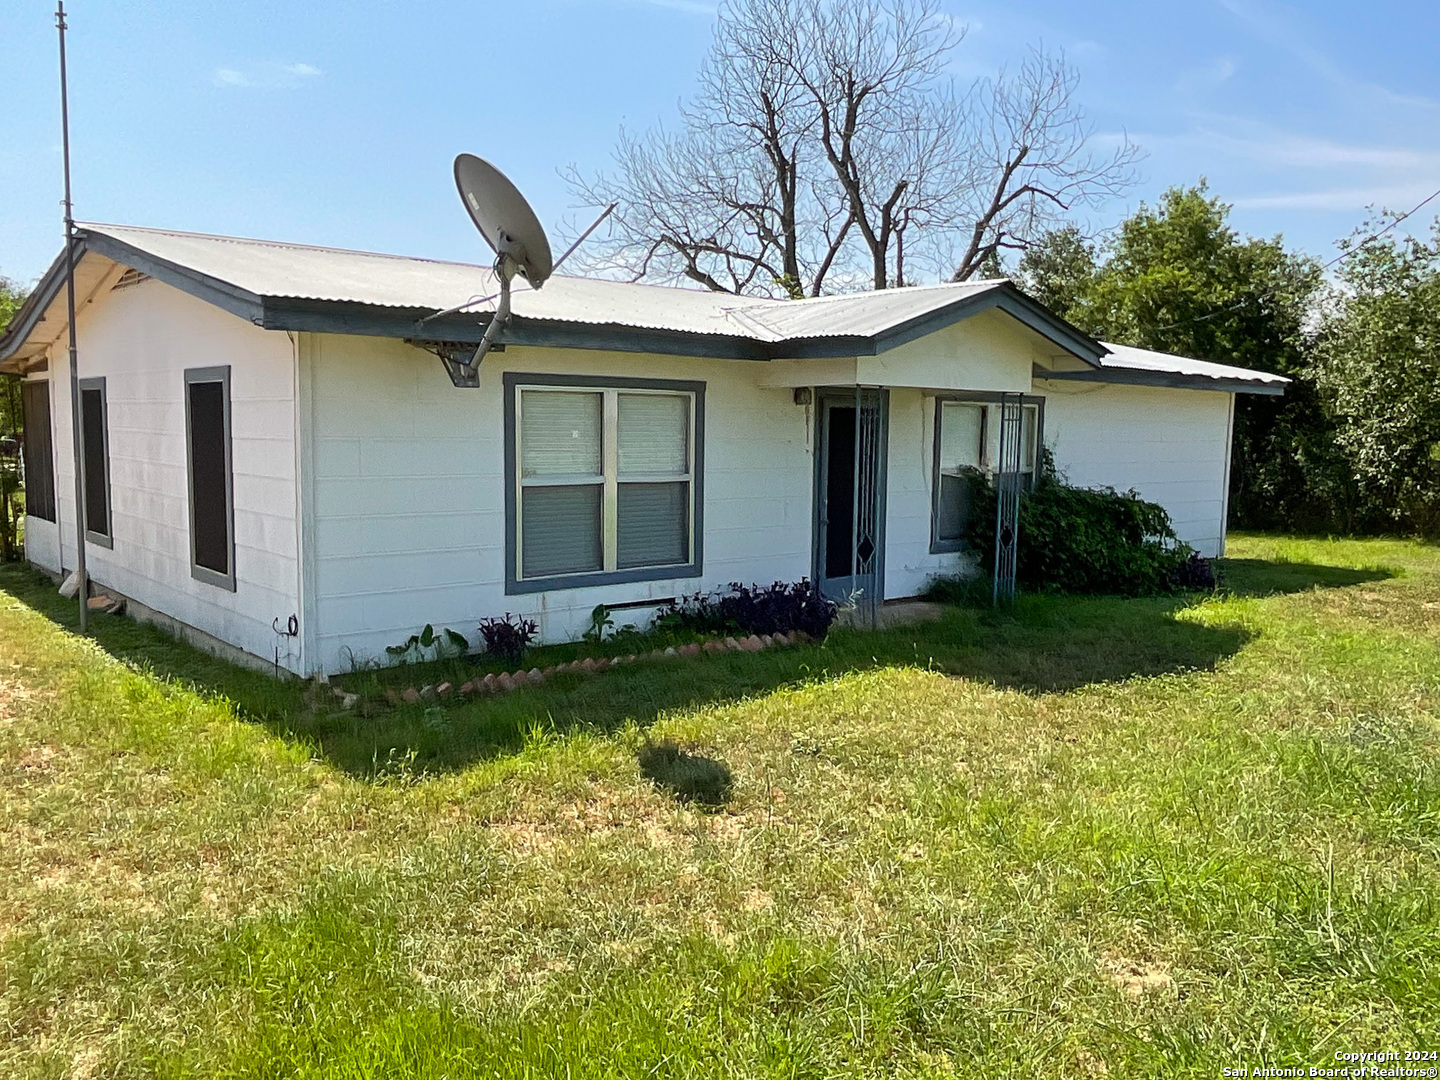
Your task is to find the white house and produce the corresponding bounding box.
[0,224,1286,675]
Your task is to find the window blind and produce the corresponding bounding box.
[521,484,603,578]
[618,393,688,475]
[521,391,601,478]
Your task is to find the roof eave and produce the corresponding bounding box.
[0,241,85,371]
[870,283,1108,365]
[1035,365,1288,396]
[82,230,265,325]
[260,297,775,361]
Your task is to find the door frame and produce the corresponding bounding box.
[811,387,889,605]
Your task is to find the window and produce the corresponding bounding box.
[931,396,1042,551]
[505,374,704,593]
[77,377,112,547]
[185,367,235,590]
[20,381,56,522]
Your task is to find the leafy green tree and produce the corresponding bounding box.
[1313,220,1440,534]
[1017,186,1332,530]
[1013,225,1096,316]
[0,274,28,560]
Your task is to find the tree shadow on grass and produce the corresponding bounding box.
[0,555,1380,780]
[1216,558,1394,597]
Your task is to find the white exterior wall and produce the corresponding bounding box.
[302,335,814,673]
[1038,380,1234,557]
[882,387,968,599]
[44,279,301,669]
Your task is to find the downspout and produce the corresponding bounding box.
[288,330,308,675]
[1219,392,1236,557]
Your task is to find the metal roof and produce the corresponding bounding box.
[0,224,1286,393]
[1100,342,1290,388]
[0,224,1107,367]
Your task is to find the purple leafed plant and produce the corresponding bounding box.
[478,613,539,665]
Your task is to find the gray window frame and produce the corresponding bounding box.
[77,376,113,549]
[21,379,57,523]
[503,372,705,595]
[184,366,236,591]
[930,392,1044,554]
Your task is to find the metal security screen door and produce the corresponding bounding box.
[992,393,1024,604]
[816,388,887,619]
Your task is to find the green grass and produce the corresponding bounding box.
[0,534,1435,1077]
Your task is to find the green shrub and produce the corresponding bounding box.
[935,469,1208,598]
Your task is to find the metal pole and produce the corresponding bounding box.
[851,383,861,610]
[57,0,88,632]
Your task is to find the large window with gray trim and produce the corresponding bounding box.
[185,366,235,590]
[931,395,1042,552]
[77,377,112,547]
[505,374,703,593]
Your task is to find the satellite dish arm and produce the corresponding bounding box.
[551,202,616,276]
[471,255,514,366]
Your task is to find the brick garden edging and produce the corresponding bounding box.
[368,630,810,709]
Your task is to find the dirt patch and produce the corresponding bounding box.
[1101,957,1175,998]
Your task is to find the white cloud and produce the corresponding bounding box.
[211,61,323,89]
[1214,0,1440,112]
[1136,120,1440,173]
[1232,184,1439,212]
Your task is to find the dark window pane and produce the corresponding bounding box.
[824,406,856,579]
[80,387,109,537]
[189,380,230,575]
[937,472,975,542]
[617,481,688,569]
[21,382,56,522]
[521,484,602,578]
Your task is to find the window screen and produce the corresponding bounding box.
[78,381,110,540]
[20,381,56,522]
[514,383,697,586]
[934,398,1043,546]
[935,402,985,543]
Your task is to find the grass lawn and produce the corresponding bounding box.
[0,534,1435,1077]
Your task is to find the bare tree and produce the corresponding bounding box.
[950,49,1141,281]
[566,0,1139,296]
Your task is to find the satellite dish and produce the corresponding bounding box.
[454,153,554,289]
[420,154,614,387]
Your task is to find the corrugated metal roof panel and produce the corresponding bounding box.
[1098,341,1290,388]
[81,224,1010,343]
[730,280,1005,339]
[84,224,776,337]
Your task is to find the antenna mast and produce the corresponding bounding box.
[57,0,89,632]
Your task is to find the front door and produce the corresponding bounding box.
[815,389,887,606]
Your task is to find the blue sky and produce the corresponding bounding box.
[2,0,1437,286]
